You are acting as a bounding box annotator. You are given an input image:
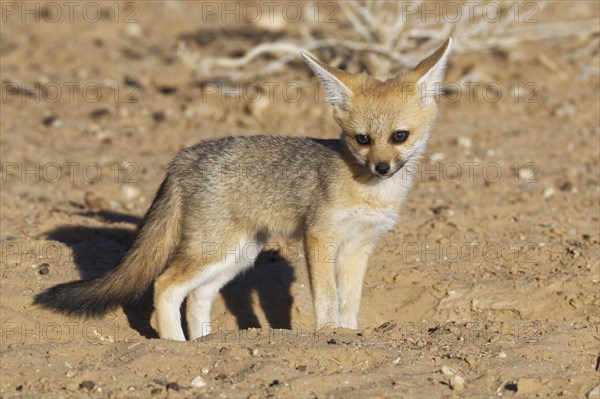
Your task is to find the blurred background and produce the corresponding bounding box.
[1,1,599,397]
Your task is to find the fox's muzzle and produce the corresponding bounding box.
[369,159,408,179]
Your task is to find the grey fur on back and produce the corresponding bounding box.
[168,136,349,244]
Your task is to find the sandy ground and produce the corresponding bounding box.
[1,1,599,398]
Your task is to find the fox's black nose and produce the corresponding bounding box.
[375,162,390,175]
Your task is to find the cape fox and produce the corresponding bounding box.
[35,39,452,341]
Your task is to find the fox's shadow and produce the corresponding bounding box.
[44,210,295,339]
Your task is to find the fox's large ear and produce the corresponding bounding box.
[300,51,353,111]
[413,38,453,101]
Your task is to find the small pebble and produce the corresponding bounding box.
[552,102,575,119]
[121,185,141,201]
[327,338,337,345]
[124,76,144,90]
[457,137,472,149]
[89,108,111,120]
[150,388,162,395]
[543,187,555,199]
[158,86,177,95]
[79,380,95,391]
[519,168,534,181]
[560,181,573,191]
[84,191,109,212]
[450,375,465,391]
[269,379,280,387]
[126,24,142,37]
[430,152,445,162]
[441,365,456,376]
[191,376,207,388]
[431,205,449,215]
[152,111,165,122]
[96,130,112,143]
[42,115,59,127]
[498,352,507,358]
[38,263,50,275]
[166,382,179,391]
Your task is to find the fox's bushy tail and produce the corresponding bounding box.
[34,176,182,317]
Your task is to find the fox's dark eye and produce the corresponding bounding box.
[392,130,409,143]
[356,134,370,145]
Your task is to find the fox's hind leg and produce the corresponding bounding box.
[154,237,261,341]
[153,254,201,341]
[186,238,262,340]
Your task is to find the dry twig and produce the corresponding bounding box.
[177,1,599,82]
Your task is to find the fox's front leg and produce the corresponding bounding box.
[304,231,339,329]
[335,241,375,329]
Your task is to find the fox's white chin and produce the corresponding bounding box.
[373,173,393,179]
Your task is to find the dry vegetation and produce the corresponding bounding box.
[179,1,597,80]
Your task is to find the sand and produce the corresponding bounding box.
[1,1,599,397]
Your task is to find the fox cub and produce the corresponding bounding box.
[35,39,452,341]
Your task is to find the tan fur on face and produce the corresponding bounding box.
[311,39,452,175]
[337,75,438,171]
